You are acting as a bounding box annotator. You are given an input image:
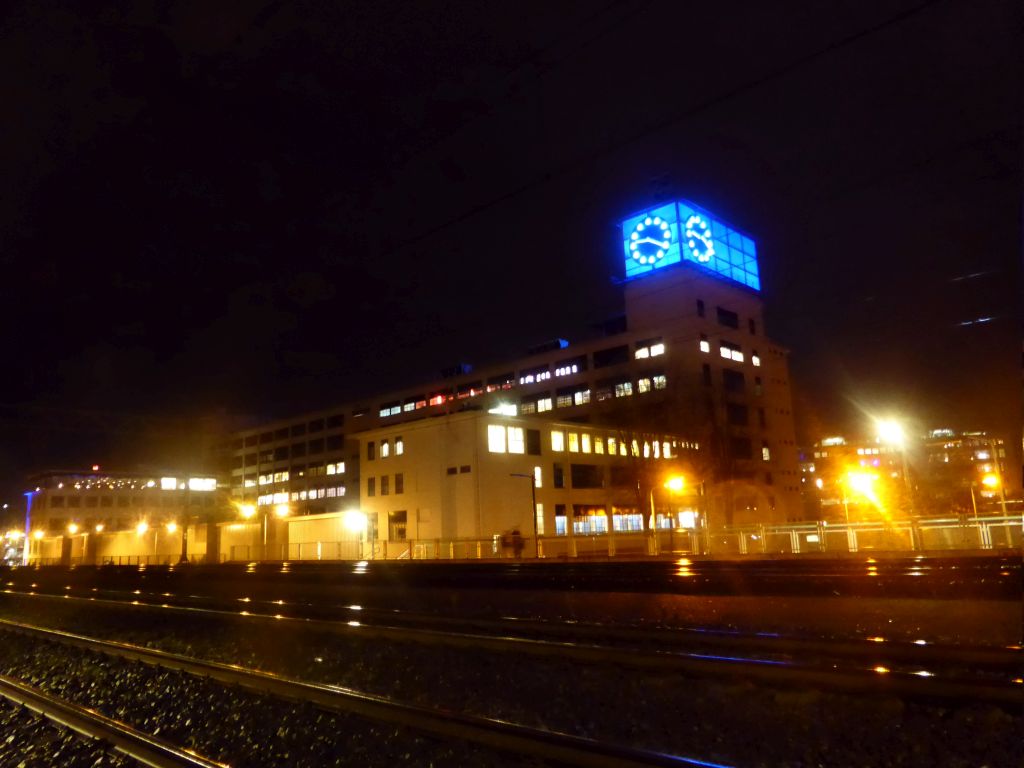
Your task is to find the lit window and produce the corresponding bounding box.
[653,441,660,458]
[719,346,731,359]
[631,440,639,457]
[273,491,287,504]
[574,389,591,406]
[395,437,404,455]
[403,402,415,412]
[699,337,710,353]
[508,427,525,454]
[663,442,671,458]
[551,431,565,452]
[752,354,761,367]
[762,443,771,462]
[273,471,289,483]
[614,382,633,397]
[258,474,271,486]
[488,425,507,453]
[634,347,650,360]
[568,433,580,453]
[556,394,572,408]
[638,378,651,394]
[607,437,617,454]
[535,503,545,536]
[381,441,390,458]
[732,350,744,363]
[244,478,256,488]
[643,441,651,458]
[595,438,605,455]
[537,371,551,381]
[653,375,667,390]
[520,402,536,415]
[533,466,542,488]
[581,434,592,453]
[538,397,553,412]
[429,394,445,406]
[327,463,336,475]
[649,343,665,357]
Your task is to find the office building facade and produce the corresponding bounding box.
[220,200,801,534]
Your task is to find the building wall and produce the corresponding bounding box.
[358,412,701,548]
[218,200,802,524]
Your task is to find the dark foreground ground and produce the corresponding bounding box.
[0,555,1019,767]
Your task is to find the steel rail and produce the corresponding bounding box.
[0,619,730,768]
[9,584,1018,668]
[1,590,1021,705]
[0,673,225,768]
[7,584,1021,670]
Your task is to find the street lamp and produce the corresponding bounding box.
[875,417,914,517]
[343,509,369,559]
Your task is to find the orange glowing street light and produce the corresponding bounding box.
[663,476,685,493]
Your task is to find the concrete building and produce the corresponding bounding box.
[218,199,802,540]
[23,469,224,565]
[356,411,702,559]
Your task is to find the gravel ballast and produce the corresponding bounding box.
[0,594,1019,767]
[0,696,139,768]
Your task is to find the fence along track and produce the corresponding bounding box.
[0,618,730,768]
[0,673,224,768]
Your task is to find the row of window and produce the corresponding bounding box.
[376,342,670,420]
[698,335,761,367]
[47,494,215,509]
[366,474,405,497]
[242,461,344,487]
[236,436,345,467]
[367,438,404,460]
[255,485,348,506]
[515,375,668,415]
[696,300,757,336]
[236,415,345,449]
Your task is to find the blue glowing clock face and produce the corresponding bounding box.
[620,200,761,291]
[628,216,672,266]
[684,214,714,262]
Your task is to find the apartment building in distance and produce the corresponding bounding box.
[220,199,802,536]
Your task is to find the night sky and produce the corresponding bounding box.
[1,1,1020,507]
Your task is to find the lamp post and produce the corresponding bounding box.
[875,418,914,518]
[343,509,369,559]
[509,473,539,558]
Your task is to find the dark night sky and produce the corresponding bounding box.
[1,0,1020,506]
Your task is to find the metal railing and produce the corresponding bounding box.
[22,515,1020,565]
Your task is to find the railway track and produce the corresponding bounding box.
[0,618,729,768]
[1,588,1020,706]
[0,672,223,768]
